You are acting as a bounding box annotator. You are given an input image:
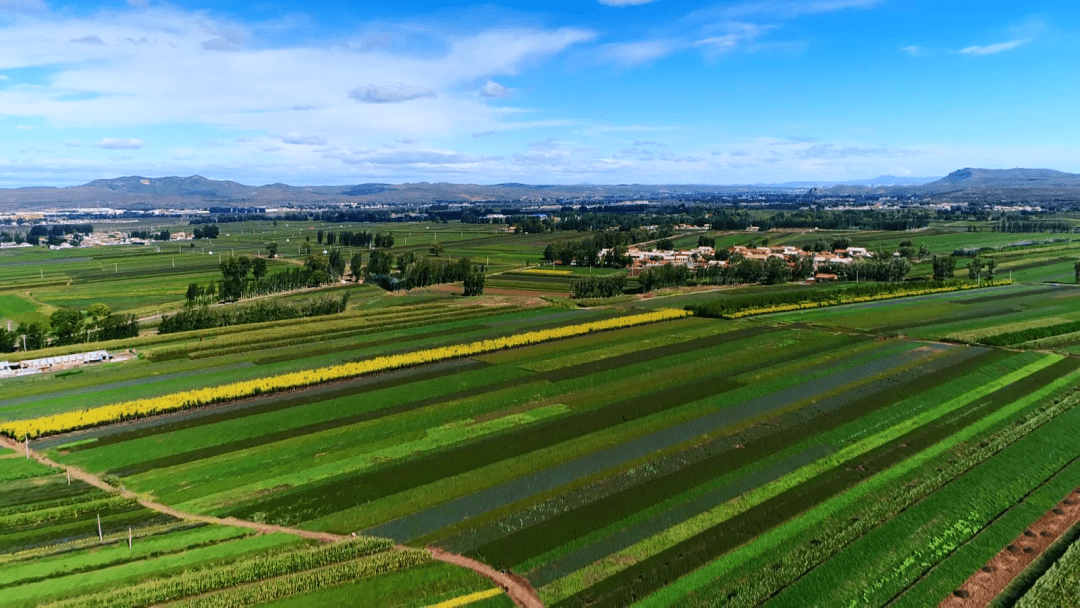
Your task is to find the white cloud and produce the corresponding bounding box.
[93,138,144,149]
[715,0,881,19]
[70,35,106,45]
[602,39,683,65]
[0,0,47,13]
[64,140,81,147]
[281,134,326,145]
[900,45,922,57]
[598,0,658,6]
[480,80,510,98]
[0,9,591,142]
[349,82,437,104]
[959,40,1024,55]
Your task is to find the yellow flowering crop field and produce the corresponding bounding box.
[1,308,690,439]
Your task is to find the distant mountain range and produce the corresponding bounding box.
[2,168,1079,211]
[0,176,790,210]
[817,168,1080,201]
[765,175,940,188]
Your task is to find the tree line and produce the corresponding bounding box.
[160,295,350,334]
[569,275,626,299]
[0,303,137,353]
[187,252,347,304]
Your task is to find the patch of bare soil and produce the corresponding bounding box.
[939,486,1080,607]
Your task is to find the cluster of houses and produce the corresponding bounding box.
[596,243,874,279]
[0,350,118,379]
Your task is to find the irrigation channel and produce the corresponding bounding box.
[0,435,542,608]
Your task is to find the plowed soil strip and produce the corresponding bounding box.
[939,487,1080,608]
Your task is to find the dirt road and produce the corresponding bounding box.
[428,547,544,608]
[1,435,544,607]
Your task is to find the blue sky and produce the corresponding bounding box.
[0,0,1076,186]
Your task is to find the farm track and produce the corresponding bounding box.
[0,435,343,543]
[429,547,544,608]
[0,435,544,608]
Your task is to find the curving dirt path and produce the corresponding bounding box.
[428,546,544,608]
[2,435,543,607]
[0,435,344,542]
[940,486,1080,607]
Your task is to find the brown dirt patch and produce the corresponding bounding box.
[939,486,1080,608]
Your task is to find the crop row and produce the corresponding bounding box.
[890,466,1080,607]
[147,304,519,360]
[511,348,991,587]
[0,458,55,482]
[707,281,1000,319]
[770,376,1080,608]
[1,525,252,592]
[180,305,523,360]
[1016,532,1080,607]
[0,496,135,528]
[11,300,461,361]
[505,269,572,276]
[42,536,394,608]
[1,308,690,439]
[473,345,968,576]
[169,549,431,608]
[548,356,1069,605]
[0,484,106,517]
[0,522,199,565]
[652,378,1080,607]
[977,318,1080,346]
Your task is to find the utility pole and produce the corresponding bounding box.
[128,527,132,549]
[97,514,102,541]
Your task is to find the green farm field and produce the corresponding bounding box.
[5,220,1080,606]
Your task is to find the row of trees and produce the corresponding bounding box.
[130,230,171,241]
[541,229,659,268]
[634,252,914,294]
[818,257,914,283]
[192,224,220,239]
[367,253,485,295]
[569,275,626,299]
[0,304,138,353]
[187,252,348,305]
[313,230,396,248]
[159,295,349,334]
